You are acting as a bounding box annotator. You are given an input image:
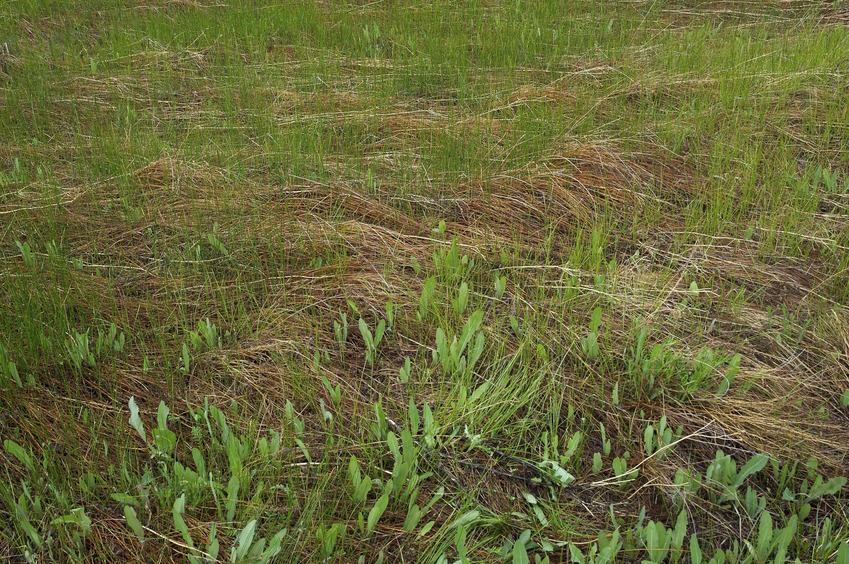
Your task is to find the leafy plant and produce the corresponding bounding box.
[716,353,741,397]
[581,308,603,360]
[0,342,23,388]
[568,529,622,564]
[612,456,637,483]
[334,312,348,351]
[433,310,486,377]
[453,281,470,314]
[15,240,35,267]
[94,323,126,355]
[418,276,437,321]
[705,451,769,505]
[358,317,386,368]
[229,519,286,563]
[432,240,475,285]
[494,274,507,300]
[1,158,27,187]
[398,356,412,384]
[366,491,389,535]
[66,329,96,370]
[50,507,92,536]
[384,301,395,331]
[643,416,678,460]
[348,456,373,505]
[316,523,344,560]
[207,222,230,256]
[188,318,222,350]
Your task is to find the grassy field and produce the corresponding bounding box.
[1,0,849,562]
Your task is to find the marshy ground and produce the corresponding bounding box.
[1,1,848,562]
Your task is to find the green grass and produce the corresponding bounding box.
[1,0,849,562]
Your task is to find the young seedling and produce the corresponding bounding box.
[358,317,386,368]
[716,353,741,397]
[15,240,35,267]
[581,308,603,360]
[417,277,437,321]
[207,223,229,256]
[452,281,469,314]
[66,330,96,370]
[334,312,348,351]
[494,274,507,300]
[433,310,485,377]
[384,301,395,331]
[0,343,22,388]
[398,356,412,384]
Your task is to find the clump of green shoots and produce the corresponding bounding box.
[433,310,485,377]
[581,307,603,360]
[358,316,386,368]
[15,240,36,267]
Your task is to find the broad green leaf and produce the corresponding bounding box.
[408,397,419,435]
[156,401,169,430]
[4,440,33,472]
[644,425,655,455]
[367,493,389,533]
[541,460,575,486]
[733,453,769,488]
[805,476,847,503]
[111,493,138,506]
[716,377,731,397]
[51,507,92,533]
[689,280,699,294]
[689,534,702,564]
[423,403,434,432]
[774,514,797,564]
[294,438,312,463]
[14,502,41,548]
[128,396,146,443]
[449,510,480,530]
[261,529,286,560]
[469,381,490,404]
[248,537,266,558]
[124,505,144,542]
[532,504,548,526]
[230,519,257,563]
[671,510,687,551]
[592,452,603,473]
[589,307,603,331]
[151,428,177,456]
[468,332,485,370]
[568,543,586,564]
[517,529,531,546]
[226,475,240,523]
[207,523,220,561]
[512,538,529,564]
[458,310,484,353]
[836,541,848,564]
[374,319,386,346]
[403,504,421,532]
[348,456,362,488]
[192,447,206,477]
[756,511,772,561]
[358,318,373,349]
[172,495,194,548]
[418,520,435,537]
[645,523,659,560]
[422,487,444,513]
